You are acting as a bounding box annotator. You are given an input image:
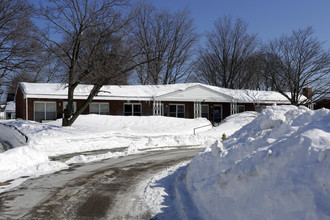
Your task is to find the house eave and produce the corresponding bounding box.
[24,94,153,101]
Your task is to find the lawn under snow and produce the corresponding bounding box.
[0,113,256,193]
[167,105,330,219]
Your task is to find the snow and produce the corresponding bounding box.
[19,82,295,103]
[0,115,215,192]
[203,84,303,103]
[143,161,190,217]
[1,105,329,219]
[179,106,330,219]
[19,82,198,100]
[200,111,258,139]
[4,101,15,112]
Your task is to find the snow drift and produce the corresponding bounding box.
[183,106,330,219]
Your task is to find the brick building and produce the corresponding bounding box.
[15,82,297,124]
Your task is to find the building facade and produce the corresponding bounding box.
[15,82,295,124]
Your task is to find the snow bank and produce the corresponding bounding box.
[183,106,330,219]
[201,111,258,139]
[143,161,190,217]
[61,115,211,136]
[0,147,67,183]
[1,115,211,156]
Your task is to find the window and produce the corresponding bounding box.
[124,103,142,116]
[237,105,245,113]
[89,103,109,115]
[255,105,266,113]
[201,104,209,119]
[169,104,185,118]
[34,102,57,122]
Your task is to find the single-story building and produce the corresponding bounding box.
[15,82,299,124]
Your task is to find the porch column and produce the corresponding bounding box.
[308,103,314,110]
[230,101,237,115]
[194,101,202,118]
[153,100,162,116]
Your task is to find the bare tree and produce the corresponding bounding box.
[266,27,330,105]
[78,26,135,85]
[131,2,198,85]
[243,50,278,91]
[195,15,258,89]
[37,0,140,126]
[0,0,37,95]
[6,49,63,94]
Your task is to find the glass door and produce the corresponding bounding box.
[213,105,222,124]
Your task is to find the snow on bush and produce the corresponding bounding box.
[183,106,330,219]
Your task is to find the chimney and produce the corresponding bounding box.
[302,87,312,100]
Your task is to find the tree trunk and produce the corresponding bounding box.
[62,84,102,126]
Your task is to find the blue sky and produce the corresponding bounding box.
[152,0,330,49]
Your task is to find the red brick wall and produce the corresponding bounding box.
[108,100,154,116]
[15,87,25,120]
[161,101,194,118]
[241,103,256,111]
[315,99,330,110]
[25,99,157,121]
[19,96,283,123]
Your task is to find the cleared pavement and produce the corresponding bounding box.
[0,148,202,219]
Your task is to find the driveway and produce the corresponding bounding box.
[0,148,202,219]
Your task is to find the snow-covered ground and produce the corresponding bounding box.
[0,113,256,193]
[2,105,329,219]
[161,105,329,219]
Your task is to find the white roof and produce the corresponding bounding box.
[203,84,295,103]
[18,82,293,104]
[4,101,15,112]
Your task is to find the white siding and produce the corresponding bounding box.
[157,86,234,102]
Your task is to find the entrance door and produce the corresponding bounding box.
[213,105,222,124]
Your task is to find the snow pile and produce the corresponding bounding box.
[201,111,258,139]
[0,147,67,183]
[143,161,190,217]
[182,106,330,219]
[2,115,211,156]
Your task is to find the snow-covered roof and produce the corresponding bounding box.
[19,82,197,101]
[203,84,295,104]
[4,101,15,112]
[18,82,293,104]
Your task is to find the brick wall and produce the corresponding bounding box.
[15,87,25,120]
[17,96,274,123]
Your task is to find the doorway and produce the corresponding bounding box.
[213,105,222,124]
